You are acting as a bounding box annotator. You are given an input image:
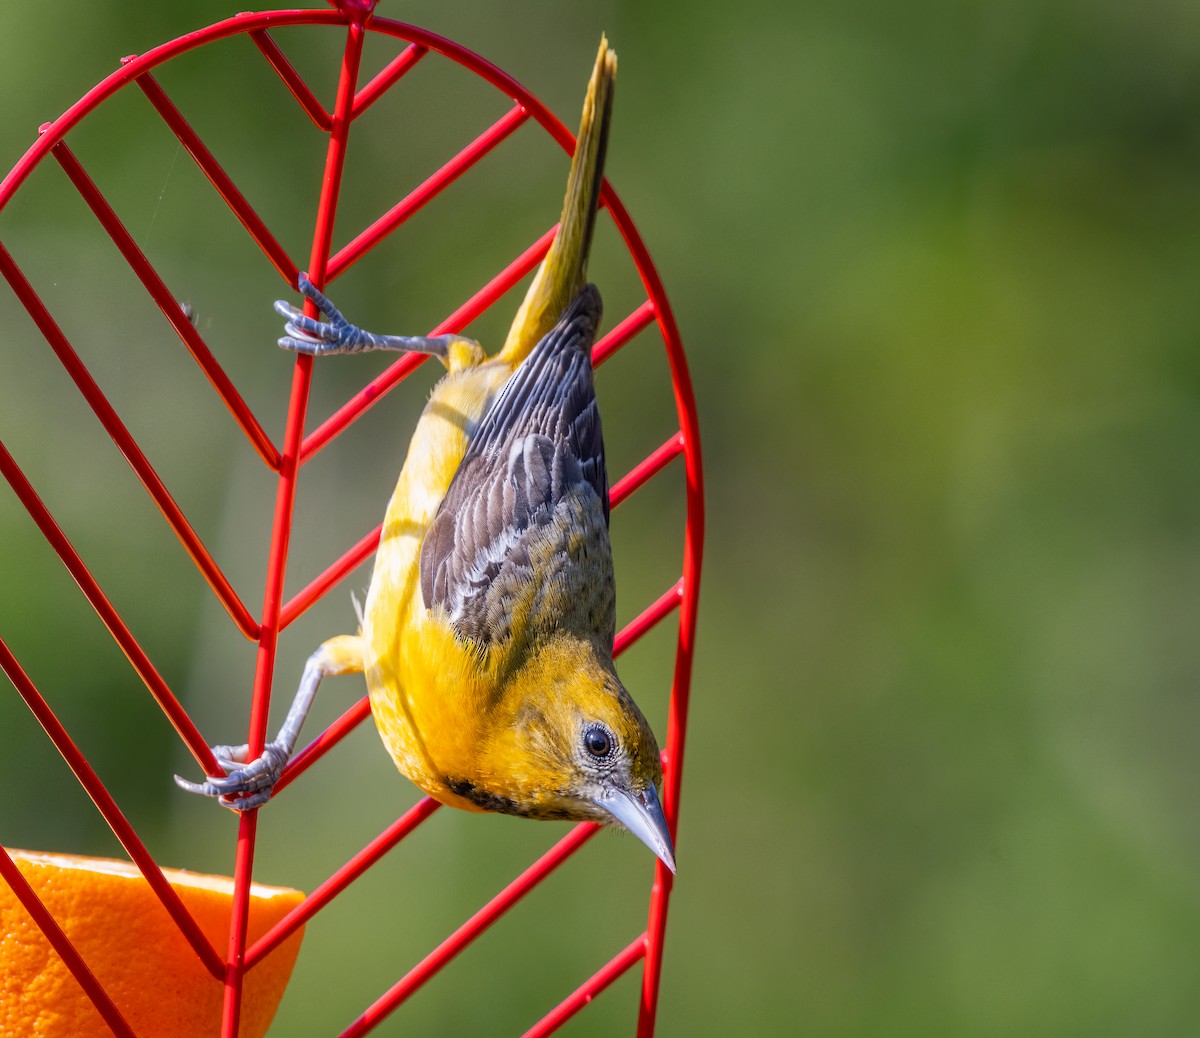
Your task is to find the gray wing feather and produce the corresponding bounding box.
[420,285,609,643]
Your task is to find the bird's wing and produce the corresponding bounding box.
[420,285,611,646]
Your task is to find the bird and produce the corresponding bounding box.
[176,37,675,873]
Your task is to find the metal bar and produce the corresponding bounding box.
[300,224,556,463]
[222,813,258,1038]
[132,72,299,285]
[244,19,366,766]
[0,243,259,640]
[592,298,655,368]
[610,432,684,509]
[0,638,223,978]
[243,795,441,968]
[279,524,379,630]
[338,822,601,1038]
[328,104,530,280]
[1,12,353,212]
[638,862,674,1038]
[521,934,648,1038]
[432,223,556,334]
[0,441,222,775]
[272,695,372,794]
[301,350,427,466]
[599,187,706,1038]
[640,563,701,1036]
[0,845,137,1038]
[614,579,683,658]
[47,139,280,470]
[645,438,703,1019]
[249,29,332,131]
[351,43,428,119]
[224,17,369,1037]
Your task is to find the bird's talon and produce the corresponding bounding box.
[200,773,241,794]
[274,281,363,355]
[212,743,250,765]
[283,314,331,339]
[295,273,335,313]
[218,789,271,811]
[175,743,289,810]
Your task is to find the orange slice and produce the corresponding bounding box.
[1,849,305,1038]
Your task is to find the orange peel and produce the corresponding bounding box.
[1,849,304,1038]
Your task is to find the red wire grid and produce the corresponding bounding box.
[0,5,704,1037]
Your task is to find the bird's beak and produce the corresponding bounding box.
[598,784,676,873]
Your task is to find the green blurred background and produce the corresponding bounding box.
[3,1,1200,1035]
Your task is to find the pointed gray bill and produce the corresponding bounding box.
[598,784,676,873]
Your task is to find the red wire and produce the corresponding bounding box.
[0,441,223,775]
[48,140,281,472]
[329,103,530,280]
[224,15,370,1038]
[338,822,601,1038]
[133,72,300,286]
[610,432,686,508]
[521,933,648,1038]
[243,796,441,968]
[250,29,334,131]
[0,243,260,643]
[606,183,706,1034]
[593,300,658,368]
[0,637,223,977]
[351,43,429,119]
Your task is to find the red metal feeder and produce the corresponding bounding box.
[0,4,703,1035]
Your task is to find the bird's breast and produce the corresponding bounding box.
[361,358,513,802]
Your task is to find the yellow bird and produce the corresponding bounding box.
[177,38,675,872]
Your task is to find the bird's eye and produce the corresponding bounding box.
[583,724,613,760]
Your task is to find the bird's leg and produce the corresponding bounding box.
[275,274,479,359]
[175,634,364,812]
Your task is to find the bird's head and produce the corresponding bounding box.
[479,635,675,872]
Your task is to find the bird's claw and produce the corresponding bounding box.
[274,272,365,355]
[211,742,250,770]
[174,742,290,813]
[273,272,454,358]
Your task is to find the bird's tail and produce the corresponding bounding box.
[498,36,616,365]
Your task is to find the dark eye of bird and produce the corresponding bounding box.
[583,725,613,760]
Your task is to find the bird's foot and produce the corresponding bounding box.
[274,273,375,355]
[275,273,454,357]
[174,741,290,812]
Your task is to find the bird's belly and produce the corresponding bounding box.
[360,359,513,808]
[363,612,491,813]
[361,514,480,806]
